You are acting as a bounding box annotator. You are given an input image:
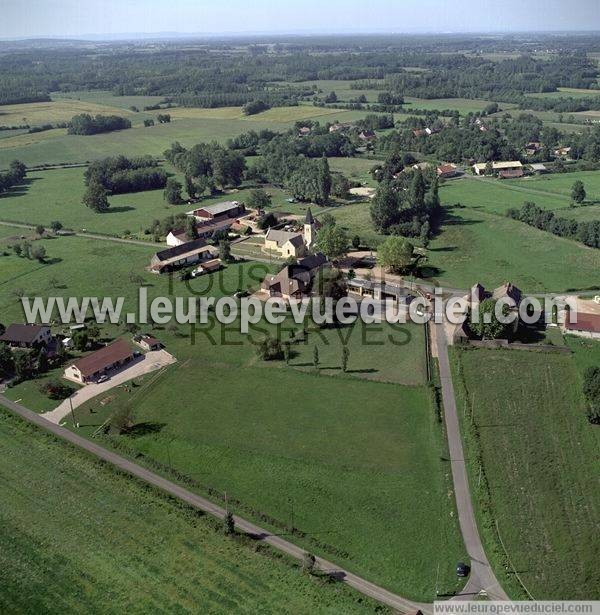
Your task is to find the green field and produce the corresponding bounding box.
[451,347,600,599]
[74,362,464,601]
[0,104,387,168]
[525,87,600,100]
[403,97,516,115]
[0,409,382,614]
[425,202,600,292]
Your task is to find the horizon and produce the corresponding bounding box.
[2,0,599,40]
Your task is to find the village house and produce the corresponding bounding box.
[150,238,218,273]
[358,130,376,142]
[166,229,189,247]
[133,334,162,351]
[329,122,354,133]
[529,163,548,174]
[64,338,134,384]
[553,146,572,159]
[436,163,460,179]
[347,279,415,307]
[191,258,222,277]
[525,141,542,156]
[261,253,329,300]
[298,126,312,136]
[0,324,52,349]
[472,161,523,176]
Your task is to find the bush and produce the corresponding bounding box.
[256,335,283,361]
[39,378,73,400]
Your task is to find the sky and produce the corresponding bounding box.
[1,0,599,39]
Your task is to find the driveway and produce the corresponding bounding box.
[43,349,176,424]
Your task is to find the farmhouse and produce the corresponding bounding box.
[191,258,222,276]
[64,339,134,384]
[565,312,600,340]
[191,200,245,221]
[261,253,328,300]
[553,146,571,159]
[498,168,525,179]
[525,141,542,156]
[298,126,312,136]
[436,163,460,179]
[329,122,354,133]
[472,161,523,176]
[530,163,548,174]
[0,324,52,348]
[134,334,162,351]
[150,238,218,273]
[165,229,189,247]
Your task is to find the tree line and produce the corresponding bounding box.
[68,114,131,135]
[0,160,26,193]
[507,201,600,249]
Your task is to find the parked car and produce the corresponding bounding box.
[97,375,109,384]
[456,562,470,578]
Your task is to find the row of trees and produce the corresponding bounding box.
[68,114,131,135]
[583,367,600,425]
[507,201,600,249]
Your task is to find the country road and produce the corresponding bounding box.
[432,320,509,600]
[0,395,431,615]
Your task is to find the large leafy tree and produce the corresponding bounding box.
[82,182,109,213]
[468,298,511,340]
[315,223,348,259]
[377,236,415,274]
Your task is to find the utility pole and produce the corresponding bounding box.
[69,396,77,427]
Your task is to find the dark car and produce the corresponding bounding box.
[456,562,470,578]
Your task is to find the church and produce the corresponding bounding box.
[263,208,320,258]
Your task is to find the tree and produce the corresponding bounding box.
[30,245,46,262]
[257,212,277,230]
[341,346,349,373]
[370,182,398,233]
[324,91,338,103]
[467,298,511,340]
[314,224,348,259]
[36,347,49,373]
[256,335,283,361]
[72,330,89,352]
[35,224,45,236]
[302,551,316,573]
[223,511,235,535]
[484,161,494,176]
[164,177,183,204]
[571,180,586,204]
[377,237,415,274]
[13,350,34,381]
[313,346,319,370]
[409,169,426,209]
[219,240,232,263]
[82,181,109,212]
[351,235,361,250]
[50,220,63,232]
[582,367,600,424]
[0,343,14,377]
[247,188,272,210]
[185,216,198,240]
[143,119,155,127]
[283,342,291,365]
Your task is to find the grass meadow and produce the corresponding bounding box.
[0,409,383,614]
[451,347,600,600]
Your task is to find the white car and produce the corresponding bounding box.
[97,375,109,384]
[594,295,600,305]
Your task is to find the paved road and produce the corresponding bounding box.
[0,395,431,615]
[43,349,176,424]
[433,320,509,600]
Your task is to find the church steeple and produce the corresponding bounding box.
[304,208,316,247]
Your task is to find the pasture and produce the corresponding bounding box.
[451,347,600,600]
[0,99,134,127]
[73,360,465,601]
[425,203,600,292]
[0,409,380,614]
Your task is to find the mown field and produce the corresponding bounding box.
[451,347,600,600]
[0,409,382,614]
[73,362,464,601]
[425,202,600,292]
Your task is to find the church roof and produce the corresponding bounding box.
[305,208,315,225]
